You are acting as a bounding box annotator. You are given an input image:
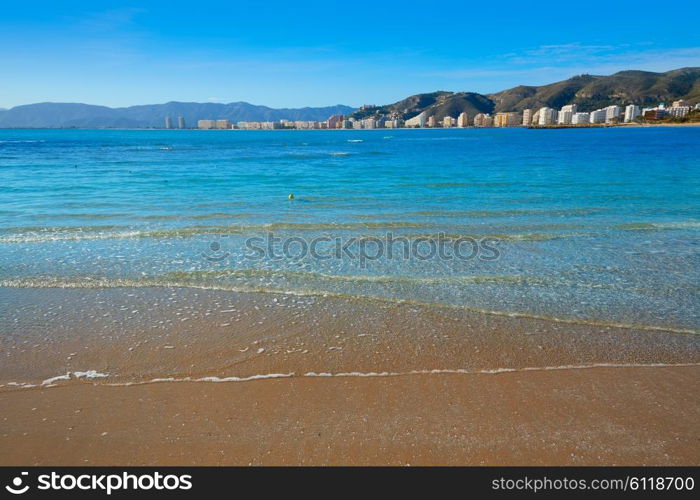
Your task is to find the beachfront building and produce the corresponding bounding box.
[571,112,590,125]
[215,119,231,129]
[605,106,622,123]
[668,106,690,118]
[164,116,173,129]
[473,113,493,127]
[557,110,573,124]
[427,116,436,128]
[624,105,641,122]
[404,112,426,128]
[644,108,667,120]
[442,116,456,127]
[556,104,576,125]
[522,109,532,126]
[362,118,377,129]
[197,119,216,129]
[494,112,519,127]
[589,109,607,124]
[457,112,469,128]
[672,99,690,108]
[326,114,345,129]
[178,116,185,129]
[537,107,557,125]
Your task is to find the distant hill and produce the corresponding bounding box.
[489,67,700,112]
[0,101,356,128]
[352,91,494,121]
[350,67,700,120]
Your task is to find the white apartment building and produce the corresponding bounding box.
[589,109,607,124]
[571,112,590,125]
[457,112,469,128]
[443,116,455,127]
[624,104,641,122]
[557,109,573,125]
[538,107,557,125]
[404,112,426,128]
[668,106,690,118]
[604,106,622,123]
[522,109,532,126]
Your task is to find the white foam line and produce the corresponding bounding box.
[4,363,699,391]
[41,370,109,387]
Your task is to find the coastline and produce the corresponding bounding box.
[1,121,699,131]
[1,286,698,465]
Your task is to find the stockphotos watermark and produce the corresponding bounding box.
[4,471,192,495]
[202,232,502,266]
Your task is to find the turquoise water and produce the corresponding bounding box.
[1,127,698,331]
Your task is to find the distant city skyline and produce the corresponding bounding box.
[2,0,700,109]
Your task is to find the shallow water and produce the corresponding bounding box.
[1,127,698,330]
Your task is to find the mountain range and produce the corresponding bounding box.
[0,102,356,128]
[1,67,699,128]
[350,67,700,121]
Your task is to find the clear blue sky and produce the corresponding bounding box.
[2,0,699,109]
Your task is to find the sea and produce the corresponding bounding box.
[1,127,698,333]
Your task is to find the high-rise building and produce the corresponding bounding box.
[164,116,173,129]
[326,115,345,129]
[537,107,557,125]
[624,105,640,123]
[588,109,605,123]
[178,116,186,129]
[558,105,576,125]
[605,106,621,123]
[672,99,690,108]
[522,109,532,126]
[457,112,469,128]
[668,106,690,118]
[404,112,426,128]
[557,110,573,125]
[198,119,216,129]
[571,112,590,125]
[494,112,519,127]
[473,113,493,127]
[216,119,231,129]
[442,116,455,127]
[427,116,436,128]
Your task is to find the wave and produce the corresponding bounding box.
[2,275,697,335]
[0,224,595,244]
[0,221,434,243]
[615,221,700,231]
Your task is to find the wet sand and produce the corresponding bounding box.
[1,286,698,465]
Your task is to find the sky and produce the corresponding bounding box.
[1,0,699,109]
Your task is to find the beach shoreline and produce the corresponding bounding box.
[1,286,698,465]
[1,365,698,466]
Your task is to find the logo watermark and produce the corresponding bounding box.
[202,231,501,267]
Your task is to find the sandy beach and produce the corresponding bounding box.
[1,286,698,465]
